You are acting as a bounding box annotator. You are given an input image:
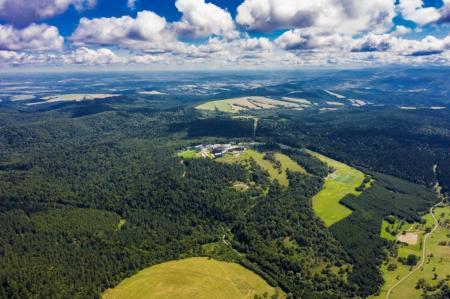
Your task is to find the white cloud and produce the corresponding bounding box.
[351,33,396,52]
[127,36,274,66]
[130,53,168,64]
[173,0,237,38]
[398,0,450,26]
[397,0,441,26]
[127,0,137,9]
[236,0,395,34]
[0,50,24,64]
[351,33,450,57]
[0,23,63,51]
[0,47,126,66]
[71,11,179,51]
[3,34,450,68]
[69,47,125,65]
[275,30,346,50]
[393,25,412,36]
[0,0,96,26]
[71,3,238,52]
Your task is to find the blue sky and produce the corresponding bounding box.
[0,0,449,69]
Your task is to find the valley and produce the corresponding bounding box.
[0,69,449,299]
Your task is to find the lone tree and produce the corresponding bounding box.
[407,254,418,266]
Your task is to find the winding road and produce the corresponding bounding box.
[385,164,445,299]
[385,201,442,299]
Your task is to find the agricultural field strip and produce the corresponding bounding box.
[196,96,303,113]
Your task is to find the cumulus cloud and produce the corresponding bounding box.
[0,50,24,65]
[398,0,450,25]
[69,47,125,64]
[71,2,238,52]
[173,0,237,38]
[127,36,274,67]
[397,0,441,26]
[0,0,96,27]
[0,47,126,66]
[275,30,346,51]
[2,0,450,68]
[236,0,395,34]
[0,23,63,51]
[393,25,412,36]
[351,33,395,52]
[351,33,450,57]
[406,36,449,56]
[71,11,179,50]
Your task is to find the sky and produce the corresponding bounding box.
[0,0,450,69]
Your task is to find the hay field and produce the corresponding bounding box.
[308,151,366,227]
[196,96,301,113]
[102,257,284,299]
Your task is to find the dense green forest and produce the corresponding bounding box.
[0,96,447,298]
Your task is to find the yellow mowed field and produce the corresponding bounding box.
[217,149,306,187]
[307,151,366,227]
[102,257,285,299]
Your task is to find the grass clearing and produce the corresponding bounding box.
[381,220,400,242]
[374,206,450,299]
[102,257,285,299]
[380,216,407,242]
[308,151,366,227]
[196,100,234,112]
[217,149,306,187]
[233,181,250,191]
[178,150,197,159]
[117,218,126,230]
[274,153,307,175]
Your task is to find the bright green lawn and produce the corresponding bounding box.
[178,150,197,159]
[102,257,285,299]
[380,217,407,242]
[381,220,398,242]
[307,150,366,227]
[374,206,450,299]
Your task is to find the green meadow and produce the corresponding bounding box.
[307,150,366,227]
